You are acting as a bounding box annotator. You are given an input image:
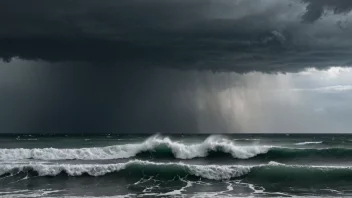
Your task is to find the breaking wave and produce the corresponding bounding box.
[0,135,270,160]
[0,135,350,161]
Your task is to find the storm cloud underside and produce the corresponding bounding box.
[1,0,352,71]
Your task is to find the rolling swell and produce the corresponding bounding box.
[1,161,352,184]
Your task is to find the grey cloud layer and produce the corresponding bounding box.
[302,0,352,22]
[1,0,352,72]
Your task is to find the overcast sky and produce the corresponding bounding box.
[0,0,352,133]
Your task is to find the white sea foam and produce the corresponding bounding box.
[0,135,270,160]
[294,141,323,145]
[0,189,63,198]
[0,160,252,180]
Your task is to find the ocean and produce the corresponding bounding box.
[1,133,352,197]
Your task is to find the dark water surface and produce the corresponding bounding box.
[1,133,352,197]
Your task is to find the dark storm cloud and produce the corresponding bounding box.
[0,0,352,72]
[2,0,352,134]
[302,0,352,22]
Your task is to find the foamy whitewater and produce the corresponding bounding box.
[0,160,252,179]
[1,133,352,197]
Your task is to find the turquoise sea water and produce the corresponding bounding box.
[1,133,352,197]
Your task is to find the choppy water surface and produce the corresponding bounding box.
[1,134,352,197]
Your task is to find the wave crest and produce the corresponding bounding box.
[2,135,350,161]
[0,135,270,160]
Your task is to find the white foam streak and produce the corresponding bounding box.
[295,141,323,145]
[0,135,270,160]
[0,163,126,177]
